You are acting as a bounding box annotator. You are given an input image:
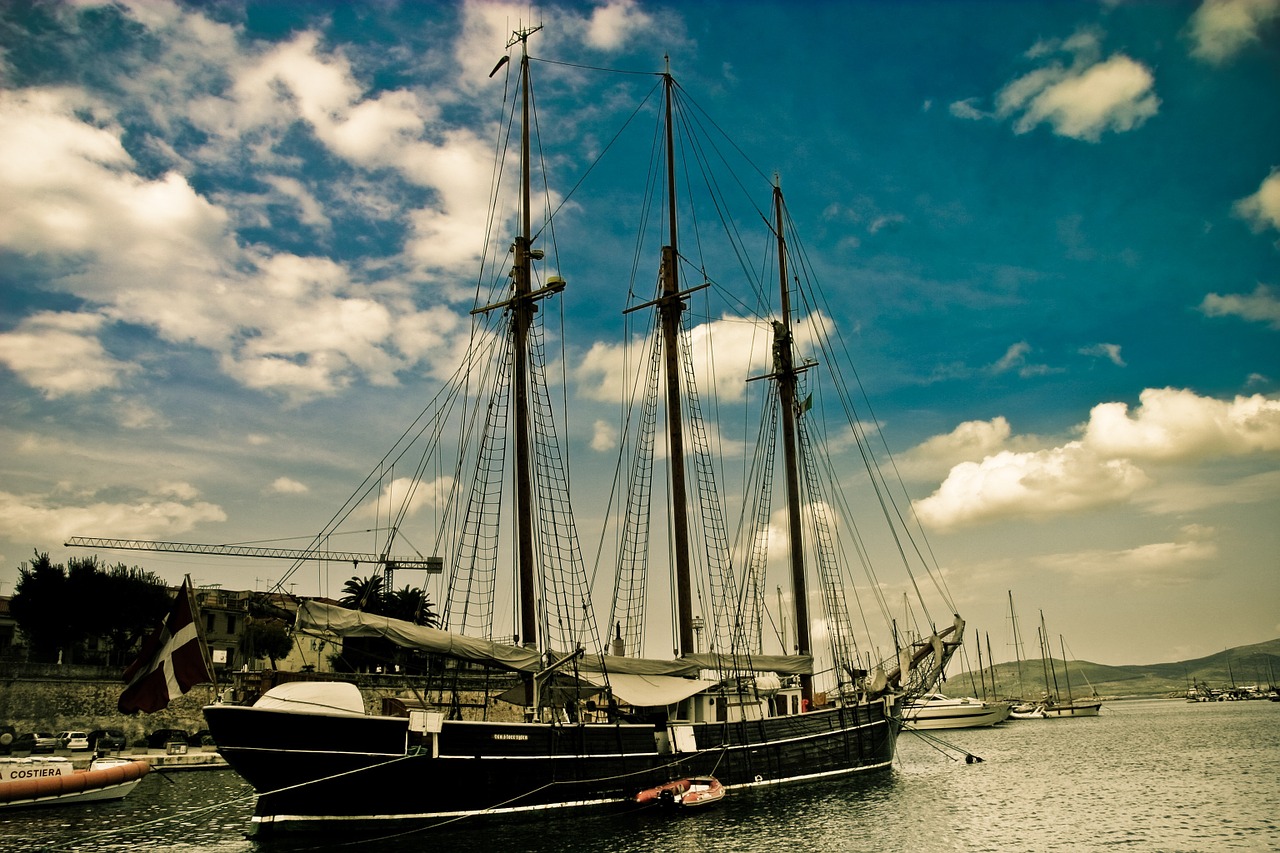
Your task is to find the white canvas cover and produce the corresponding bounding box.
[495,672,717,709]
[253,681,367,715]
[581,672,717,707]
[294,600,814,680]
[295,600,542,672]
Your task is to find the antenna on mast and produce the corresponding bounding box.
[507,22,543,49]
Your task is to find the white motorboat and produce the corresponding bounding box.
[904,693,1011,729]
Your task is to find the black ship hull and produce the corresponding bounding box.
[204,697,900,835]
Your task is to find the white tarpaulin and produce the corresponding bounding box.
[581,672,717,707]
[295,600,814,682]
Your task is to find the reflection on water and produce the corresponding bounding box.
[6,699,1277,852]
[5,767,255,852]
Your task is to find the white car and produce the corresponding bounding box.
[58,730,90,751]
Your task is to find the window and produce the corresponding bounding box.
[205,614,215,633]
[226,614,236,633]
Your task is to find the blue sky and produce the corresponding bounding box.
[1,0,1277,668]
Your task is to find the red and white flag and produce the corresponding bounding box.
[118,577,214,714]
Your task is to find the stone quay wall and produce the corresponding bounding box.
[0,664,522,745]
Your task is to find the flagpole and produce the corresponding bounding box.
[118,575,218,714]
[186,574,219,696]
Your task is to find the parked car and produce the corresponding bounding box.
[58,730,90,751]
[13,732,59,753]
[146,728,190,749]
[188,729,215,747]
[87,728,127,752]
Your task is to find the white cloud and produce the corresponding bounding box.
[0,311,136,398]
[591,419,616,452]
[1137,468,1280,514]
[583,0,655,50]
[261,176,331,229]
[912,388,1280,530]
[113,397,167,430]
[1033,525,1219,585]
[576,311,839,416]
[913,443,1149,531]
[576,314,777,405]
[1233,169,1280,233]
[354,475,453,521]
[1079,343,1127,366]
[1188,0,1280,64]
[270,477,309,495]
[989,341,1055,377]
[0,81,471,402]
[0,1,676,406]
[897,417,1016,479]
[185,28,496,280]
[1200,284,1280,329]
[0,87,224,258]
[0,487,226,546]
[949,98,988,121]
[1083,387,1280,460]
[995,33,1159,142]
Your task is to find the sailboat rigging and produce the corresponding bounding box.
[117,30,966,834]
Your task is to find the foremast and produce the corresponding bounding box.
[468,25,572,681]
[511,25,539,656]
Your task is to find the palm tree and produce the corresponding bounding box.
[384,585,438,627]
[340,575,384,612]
[336,574,437,673]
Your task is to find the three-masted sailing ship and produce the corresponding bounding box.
[200,29,964,834]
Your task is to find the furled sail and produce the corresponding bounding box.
[295,600,813,678]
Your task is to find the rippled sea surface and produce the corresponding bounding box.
[7,698,1278,852]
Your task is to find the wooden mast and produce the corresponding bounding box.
[473,25,563,671]
[659,62,696,658]
[512,26,540,655]
[772,183,813,704]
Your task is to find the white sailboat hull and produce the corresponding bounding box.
[903,694,1010,729]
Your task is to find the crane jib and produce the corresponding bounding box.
[63,536,442,572]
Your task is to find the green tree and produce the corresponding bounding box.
[239,619,293,668]
[10,550,173,665]
[9,552,72,662]
[99,564,175,666]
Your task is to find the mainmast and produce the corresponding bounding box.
[658,63,696,658]
[771,183,813,704]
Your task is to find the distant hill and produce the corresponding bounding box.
[945,638,1280,699]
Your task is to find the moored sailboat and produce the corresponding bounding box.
[1037,612,1102,718]
[200,29,964,835]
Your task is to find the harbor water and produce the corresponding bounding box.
[6,698,1277,852]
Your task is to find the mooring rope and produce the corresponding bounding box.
[902,725,984,764]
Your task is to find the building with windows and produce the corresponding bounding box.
[190,587,339,676]
[0,596,17,660]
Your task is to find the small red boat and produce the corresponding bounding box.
[0,757,150,809]
[635,775,725,809]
